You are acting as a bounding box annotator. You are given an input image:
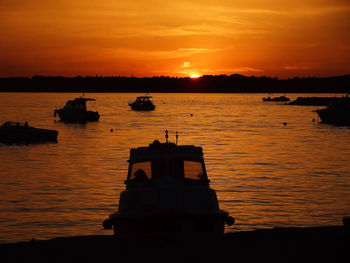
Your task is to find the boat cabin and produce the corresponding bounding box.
[63,98,95,111]
[1,121,29,128]
[135,95,153,103]
[126,140,209,187]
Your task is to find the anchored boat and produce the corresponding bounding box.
[103,131,234,237]
[315,97,350,125]
[129,95,155,111]
[262,96,290,102]
[0,121,58,145]
[54,97,100,123]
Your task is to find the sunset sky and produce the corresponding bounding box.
[1,0,350,78]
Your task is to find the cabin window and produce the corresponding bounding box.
[130,162,152,180]
[184,161,204,181]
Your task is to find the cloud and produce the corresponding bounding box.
[284,66,311,70]
[232,67,263,72]
[183,62,191,67]
[202,67,263,74]
[178,48,210,52]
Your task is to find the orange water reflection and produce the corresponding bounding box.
[0,93,349,243]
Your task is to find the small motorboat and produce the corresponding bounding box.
[103,131,234,237]
[288,96,342,106]
[0,122,58,145]
[262,96,290,102]
[315,97,350,125]
[129,95,155,111]
[54,97,100,123]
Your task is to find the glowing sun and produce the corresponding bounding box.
[189,74,201,78]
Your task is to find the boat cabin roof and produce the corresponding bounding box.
[63,97,96,110]
[1,121,30,128]
[129,140,203,162]
[126,140,208,185]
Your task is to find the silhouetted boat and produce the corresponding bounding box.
[315,97,350,125]
[288,96,343,106]
[0,122,58,145]
[129,95,155,111]
[103,131,234,237]
[262,96,290,102]
[54,97,100,123]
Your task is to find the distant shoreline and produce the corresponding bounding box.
[1,74,350,93]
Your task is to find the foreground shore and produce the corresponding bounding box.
[1,225,348,261]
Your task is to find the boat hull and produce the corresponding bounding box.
[129,103,155,111]
[315,108,350,125]
[288,97,342,106]
[0,127,58,145]
[105,210,231,237]
[55,109,100,123]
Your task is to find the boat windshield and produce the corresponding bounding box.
[184,161,204,180]
[130,162,152,180]
[129,159,204,181]
[136,96,151,102]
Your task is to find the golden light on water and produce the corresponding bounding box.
[1,93,350,243]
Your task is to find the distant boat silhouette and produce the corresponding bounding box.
[315,97,350,125]
[0,121,58,145]
[262,96,290,102]
[288,96,343,106]
[103,131,234,237]
[54,97,100,123]
[129,95,155,111]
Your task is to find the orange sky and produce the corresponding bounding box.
[1,0,350,78]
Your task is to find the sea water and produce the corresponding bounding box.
[0,93,349,243]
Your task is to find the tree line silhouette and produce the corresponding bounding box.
[0,74,349,93]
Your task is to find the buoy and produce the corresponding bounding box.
[283,122,287,126]
[190,113,193,117]
[110,129,114,132]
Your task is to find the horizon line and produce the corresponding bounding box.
[1,73,350,80]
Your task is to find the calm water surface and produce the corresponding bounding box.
[0,93,349,243]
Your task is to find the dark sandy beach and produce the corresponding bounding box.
[1,225,348,262]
